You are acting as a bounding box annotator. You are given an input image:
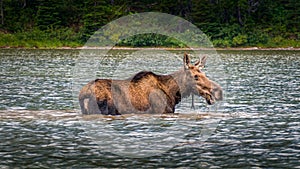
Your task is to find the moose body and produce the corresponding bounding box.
[79,53,222,115]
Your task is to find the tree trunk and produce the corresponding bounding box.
[237,6,243,26]
[22,0,26,8]
[0,0,3,25]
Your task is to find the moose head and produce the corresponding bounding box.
[181,53,222,105]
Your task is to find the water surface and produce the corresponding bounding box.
[0,49,299,168]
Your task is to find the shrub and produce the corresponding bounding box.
[213,39,231,48]
[232,34,248,47]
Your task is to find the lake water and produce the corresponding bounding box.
[0,49,299,168]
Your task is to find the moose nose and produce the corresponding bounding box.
[213,87,223,101]
[211,81,223,101]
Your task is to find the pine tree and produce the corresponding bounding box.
[36,0,63,30]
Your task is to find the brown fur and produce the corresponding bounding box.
[79,53,222,115]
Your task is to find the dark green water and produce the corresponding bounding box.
[0,49,299,168]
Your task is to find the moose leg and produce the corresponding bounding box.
[97,99,109,115]
[79,95,101,114]
[98,99,120,115]
[191,94,195,109]
[108,106,120,115]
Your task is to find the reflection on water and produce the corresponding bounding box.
[0,49,299,168]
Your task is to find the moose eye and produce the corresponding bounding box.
[194,75,199,80]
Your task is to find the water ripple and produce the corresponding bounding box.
[0,49,299,168]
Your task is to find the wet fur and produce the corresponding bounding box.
[79,71,183,115]
[79,54,222,115]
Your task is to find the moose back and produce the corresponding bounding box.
[79,53,222,115]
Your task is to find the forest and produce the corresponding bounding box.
[0,0,299,48]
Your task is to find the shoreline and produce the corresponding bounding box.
[1,46,300,51]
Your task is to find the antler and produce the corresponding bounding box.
[195,55,207,69]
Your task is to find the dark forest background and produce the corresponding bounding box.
[0,0,299,48]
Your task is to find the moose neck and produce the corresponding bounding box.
[162,69,192,105]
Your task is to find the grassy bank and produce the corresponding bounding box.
[0,30,299,49]
[0,29,83,48]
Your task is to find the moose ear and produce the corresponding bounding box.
[201,55,207,66]
[196,55,207,69]
[183,52,190,69]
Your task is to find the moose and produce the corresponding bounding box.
[79,53,222,115]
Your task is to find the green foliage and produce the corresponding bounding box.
[36,0,63,30]
[0,0,299,48]
[117,34,187,47]
[232,34,248,47]
[82,0,125,41]
[213,39,231,48]
[0,28,83,48]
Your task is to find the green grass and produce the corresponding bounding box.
[0,30,299,49]
[0,28,83,49]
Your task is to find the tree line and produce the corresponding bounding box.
[0,0,299,48]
